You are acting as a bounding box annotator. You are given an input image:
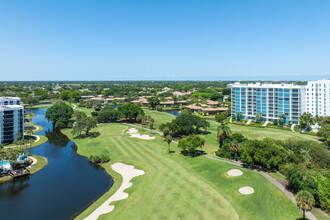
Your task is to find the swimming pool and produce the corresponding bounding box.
[0,160,10,166]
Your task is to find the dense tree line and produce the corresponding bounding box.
[215,124,330,212]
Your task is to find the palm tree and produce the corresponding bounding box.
[217,122,232,147]
[236,112,243,121]
[159,123,170,136]
[228,140,239,153]
[164,135,173,153]
[299,113,315,130]
[296,190,315,219]
[148,119,154,133]
[255,112,262,123]
[279,114,286,125]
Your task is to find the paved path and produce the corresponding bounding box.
[262,121,269,127]
[4,134,41,149]
[124,122,317,220]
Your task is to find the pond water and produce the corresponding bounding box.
[164,110,181,116]
[111,104,123,109]
[0,108,113,220]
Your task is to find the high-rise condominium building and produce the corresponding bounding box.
[303,80,330,117]
[229,82,303,124]
[0,97,24,144]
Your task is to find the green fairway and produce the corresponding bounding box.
[63,124,302,220]
[64,101,94,116]
[144,110,320,155]
[144,109,176,129]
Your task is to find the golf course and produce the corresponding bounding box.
[63,121,304,220]
[143,110,320,155]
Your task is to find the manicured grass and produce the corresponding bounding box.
[144,110,320,155]
[0,176,12,184]
[28,154,48,174]
[311,209,330,220]
[63,124,302,220]
[4,135,47,149]
[267,172,286,181]
[30,135,48,148]
[26,113,43,133]
[144,109,176,130]
[65,102,94,116]
[28,103,54,109]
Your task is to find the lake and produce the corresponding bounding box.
[0,108,113,220]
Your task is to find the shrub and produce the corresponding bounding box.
[89,154,110,164]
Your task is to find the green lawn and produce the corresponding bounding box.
[63,124,302,220]
[311,209,330,220]
[144,110,320,155]
[144,109,176,129]
[64,101,94,116]
[28,103,54,109]
[28,154,48,174]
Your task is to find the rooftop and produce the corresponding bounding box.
[228,82,304,89]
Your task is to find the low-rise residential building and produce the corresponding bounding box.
[159,101,175,108]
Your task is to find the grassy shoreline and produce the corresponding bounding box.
[0,113,48,184]
[0,154,48,184]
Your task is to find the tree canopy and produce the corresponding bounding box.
[45,102,73,129]
[118,104,144,122]
[159,112,209,137]
[178,134,205,156]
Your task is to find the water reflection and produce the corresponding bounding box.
[0,108,113,220]
[45,129,70,147]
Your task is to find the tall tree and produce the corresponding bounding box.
[236,112,243,121]
[73,112,86,120]
[217,122,232,147]
[299,113,315,130]
[72,117,97,136]
[279,114,286,125]
[147,97,160,109]
[296,190,315,219]
[164,135,173,153]
[60,90,71,101]
[118,103,144,122]
[45,102,74,129]
[178,134,205,156]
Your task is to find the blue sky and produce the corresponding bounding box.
[0,0,330,81]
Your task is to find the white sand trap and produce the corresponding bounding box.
[239,186,254,195]
[85,163,145,220]
[126,128,155,140]
[227,169,243,177]
[130,134,155,140]
[126,128,138,134]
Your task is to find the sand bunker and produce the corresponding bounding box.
[126,128,155,140]
[126,128,138,134]
[227,169,243,177]
[85,163,145,220]
[239,186,254,195]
